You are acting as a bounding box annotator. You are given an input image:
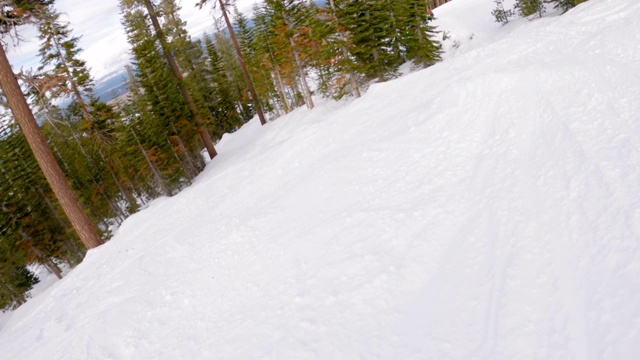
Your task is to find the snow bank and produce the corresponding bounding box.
[1,0,639,358]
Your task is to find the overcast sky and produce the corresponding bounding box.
[6,0,259,82]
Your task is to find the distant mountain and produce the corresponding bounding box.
[95,72,129,102]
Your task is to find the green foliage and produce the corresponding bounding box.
[204,34,244,135]
[0,0,54,33]
[547,0,587,13]
[392,0,442,68]
[515,0,545,18]
[37,6,95,100]
[492,0,588,23]
[492,0,515,25]
[340,0,400,81]
[253,0,318,109]
[0,265,40,311]
[119,0,207,195]
[233,5,279,114]
[0,121,84,311]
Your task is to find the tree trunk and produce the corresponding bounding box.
[142,0,217,159]
[0,44,103,250]
[43,258,64,280]
[273,68,291,113]
[289,37,314,109]
[218,0,267,126]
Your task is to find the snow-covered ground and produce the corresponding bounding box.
[1,0,639,358]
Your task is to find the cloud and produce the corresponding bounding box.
[5,0,261,83]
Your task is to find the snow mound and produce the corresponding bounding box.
[1,0,639,358]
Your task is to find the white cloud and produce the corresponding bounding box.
[6,0,262,83]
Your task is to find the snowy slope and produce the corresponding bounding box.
[1,0,639,358]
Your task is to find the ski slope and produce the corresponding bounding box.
[1,0,639,358]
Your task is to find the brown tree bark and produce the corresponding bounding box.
[0,44,103,250]
[142,0,218,159]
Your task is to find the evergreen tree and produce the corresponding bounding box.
[256,0,317,109]
[514,0,545,18]
[314,0,362,99]
[232,6,280,116]
[492,0,515,24]
[0,123,83,282]
[547,0,587,13]
[252,3,296,114]
[33,6,139,222]
[0,0,103,250]
[120,1,206,195]
[212,30,254,121]
[198,0,268,125]
[392,0,442,68]
[340,0,401,81]
[204,33,243,135]
[0,263,40,311]
[37,5,94,120]
[140,0,218,159]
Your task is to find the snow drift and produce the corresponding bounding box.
[1,0,639,358]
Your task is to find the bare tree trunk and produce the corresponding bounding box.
[142,0,217,159]
[218,0,267,125]
[289,38,314,109]
[273,68,291,113]
[22,234,65,280]
[0,44,103,250]
[344,47,361,98]
[42,258,64,280]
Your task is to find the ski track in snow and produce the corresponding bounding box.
[1,0,640,359]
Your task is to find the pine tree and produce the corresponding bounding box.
[547,0,587,13]
[254,0,317,110]
[119,0,218,159]
[140,0,218,159]
[0,123,84,280]
[37,6,94,120]
[120,2,205,195]
[492,0,515,24]
[251,4,295,114]
[198,0,268,125]
[204,34,243,135]
[514,0,545,18]
[0,0,103,250]
[315,0,362,99]
[340,0,400,81]
[393,0,442,68]
[232,6,280,116]
[35,7,138,219]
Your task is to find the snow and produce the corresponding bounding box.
[2,0,640,358]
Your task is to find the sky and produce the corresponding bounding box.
[6,0,260,82]
[1,0,639,358]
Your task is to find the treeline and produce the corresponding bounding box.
[492,0,588,24]
[0,0,441,310]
